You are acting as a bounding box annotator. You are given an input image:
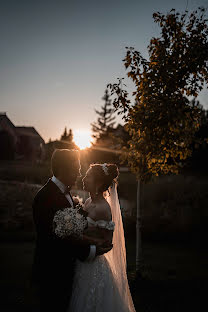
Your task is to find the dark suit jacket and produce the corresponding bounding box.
[32,178,90,311]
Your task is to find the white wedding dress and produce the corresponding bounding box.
[68,183,136,312]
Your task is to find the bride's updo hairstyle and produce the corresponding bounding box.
[89,163,119,193]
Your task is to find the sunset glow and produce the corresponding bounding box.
[73,129,92,150]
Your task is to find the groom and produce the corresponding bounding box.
[32,149,112,312]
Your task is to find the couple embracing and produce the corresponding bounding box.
[32,149,135,312]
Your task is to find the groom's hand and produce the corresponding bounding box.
[96,244,113,256]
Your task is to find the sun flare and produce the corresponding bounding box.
[73,129,92,150]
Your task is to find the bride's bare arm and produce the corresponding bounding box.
[82,199,113,246]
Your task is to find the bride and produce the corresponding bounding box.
[68,163,136,312]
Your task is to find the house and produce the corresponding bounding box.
[0,112,45,161]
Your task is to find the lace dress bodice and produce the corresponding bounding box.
[87,217,115,231]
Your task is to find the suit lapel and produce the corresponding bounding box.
[47,179,72,210]
[55,191,71,208]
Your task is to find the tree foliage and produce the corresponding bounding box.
[108,8,208,181]
[45,127,77,160]
[91,88,116,143]
[60,127,73,143]
[188,104,208,173]
[89,89,123,164]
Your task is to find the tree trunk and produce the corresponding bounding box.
[136,179,142,272]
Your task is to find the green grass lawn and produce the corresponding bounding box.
[0,160,51,184]
[1,239,207,312]
[0,170,208,311]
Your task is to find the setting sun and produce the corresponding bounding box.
[73,129,92,150]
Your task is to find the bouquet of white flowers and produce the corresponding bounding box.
[53,198,87,238]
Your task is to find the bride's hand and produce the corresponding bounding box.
[82,234,112,248]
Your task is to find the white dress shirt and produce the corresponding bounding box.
[51,175,74,207]
[51,175,96,261]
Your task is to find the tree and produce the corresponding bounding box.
[45,128,77,160]
[91,88,116,142]
[68,129,73,142]
[89,89,119,163]
[108,8,208,272]
[60,127,73,143]
[60,127,68,141]
[188,101,208,173]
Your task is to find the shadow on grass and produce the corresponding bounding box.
[1,237,208,312]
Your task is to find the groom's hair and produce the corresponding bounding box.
[51,149,80,177]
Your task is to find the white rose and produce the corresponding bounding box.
[64,215,71,221]
[76,213,82,219]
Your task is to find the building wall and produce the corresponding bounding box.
[0,115,45,161]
